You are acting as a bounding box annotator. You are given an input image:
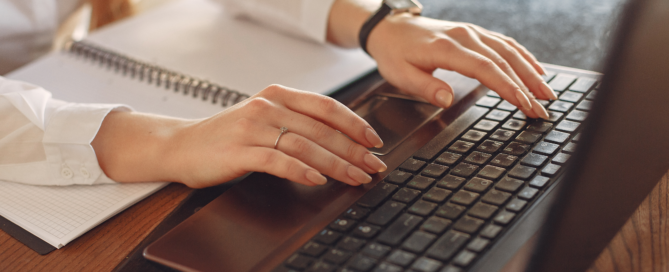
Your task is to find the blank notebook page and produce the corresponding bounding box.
[0,181,165,248]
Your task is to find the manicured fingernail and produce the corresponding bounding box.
[435,89,453,108]
[365,127,384,148]
[347,165,372,184]
[537,64,547,76]
[306,169,327,185]
[364,153,387,172]
[540,81,558,100]
[531,99,550,120]
[515,90,533,111]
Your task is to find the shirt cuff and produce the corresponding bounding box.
[43,102,132,186]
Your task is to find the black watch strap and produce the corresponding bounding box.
[358,3,392,55]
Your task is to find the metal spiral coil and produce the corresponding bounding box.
[66,40,250,107]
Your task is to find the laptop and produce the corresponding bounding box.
[143,0,669,271]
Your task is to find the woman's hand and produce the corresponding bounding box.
[327,0,557,119]
[92,85,386,189]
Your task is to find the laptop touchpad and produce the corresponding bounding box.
[355,95,442,155]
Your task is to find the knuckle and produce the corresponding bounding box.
[476,57,497,72]
[290,136,312,155]
[259,150,279,168]
[283,160,302,179]
[244,97,272,114]
[494,58,511,71]
[432,38,456,52]
[316,96,340,115]
[310,122,332,142]
[261,84,285,96]
[447,25,471,38]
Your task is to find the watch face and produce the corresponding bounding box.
[385,0,422,11]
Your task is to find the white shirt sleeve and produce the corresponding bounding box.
[0,76,131,186]
[214,0,337,43]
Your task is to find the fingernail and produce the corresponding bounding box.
[531,99,550,120]
[435,89,453,108]
[537,64,547,75]
[364,153,387,173]
[347,165,372,184]
[515,90,533,111]
[306,169,327,185]
[365,127,384,148]
[540,81,558,100]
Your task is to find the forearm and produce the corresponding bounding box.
[326,0,381,47]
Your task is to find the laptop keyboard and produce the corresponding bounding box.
[274,71,599,272]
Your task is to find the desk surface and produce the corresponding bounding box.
[4,0,665,271]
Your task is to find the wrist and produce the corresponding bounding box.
[358,0,422,55]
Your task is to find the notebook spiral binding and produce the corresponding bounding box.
[65,40,250,107]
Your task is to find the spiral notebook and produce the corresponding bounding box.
[1,0,376,254]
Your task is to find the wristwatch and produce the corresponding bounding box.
[358,0,423,55]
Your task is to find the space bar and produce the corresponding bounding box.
[413,106,489,161]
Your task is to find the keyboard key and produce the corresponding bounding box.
[330,218,357,232]
[544,130,570,144]
[353,223,381,239]
[548,73,577,92]
[569,77,597,93]
[463,177,494,193]
[468,203,498,219]
[512,111,527,120]
[548,101,574,112]
[508,165,536,180]
[563,142,578,153]
[503,142,530,156]
[481,189,511,206]
[461,130,487,143]
[357,183,398,208]
[423,187,452,203]
[323,248,352,264]
[576,100,593,111]
[546,111,563,122]
[572,133,582,142]
[285,254,314,269]
[362,243,392,259]
[485,109,511,121]
[480,224,503,239]
[400,158,427,173]
[426,230,470,261]
[558,91,583,103]
[453,250,477,267]
[437,175,466,190]
[537,99,551,107]
[453,216,484,234]
[566,110,588,121]
[402,231,437,253]
[526,121,553,133]
[300,241,328,257]
[543,71,557,82]
[309,261,335,272]
[435,152,462,166]
[450,191,480,206]
[386,250,416,267]
[506,198,527,212]
[422,164,449,178]
[344,206,370,220]
[435,203,466,219]
[448,140,476,153]
[392,188,421,203]
[493,211,516,225]
[376,213,423,246]
[490,153,518,167]
[337,236,365,252]
[515,131,542,144]
[464,151,492,165]
[529,176,550,188]
[518,187,539,200]
[501,119,526,130]
[450,163,479,178]
[489,129,516,141]
[555,120,580,132]
[385,170,412,185]
[313,229,342,245]
[533,141,560,155]
[367,201,406,226]
[348,254,376,271]
[476,140,504,153]
[409,200,438,216]
[477,165,505,180]
[496,101,517,111]
[410,257,442,272]
[495,177,524,193]
[407,176,436,190]
[521,153,548,167]
[475,96,501,108]
[586,90,597,100]
[373,262,402,272]
[466,237,490,252]
[473,119,499,131]
[421,216,452,234]
[542,163,561,177]
[486,90,501,98]
[552,152,571,164]
[441,265,464,272]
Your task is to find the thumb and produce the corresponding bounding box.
[381,63,455,108]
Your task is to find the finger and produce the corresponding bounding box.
[480,28,547,76]
[258,85,384,149]
[239,146,326,186]
[380,61,455,108]
[276,131,370,186]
